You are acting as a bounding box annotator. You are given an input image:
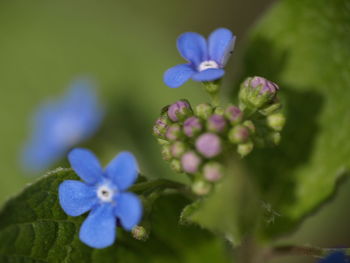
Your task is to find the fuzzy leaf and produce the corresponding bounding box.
[240,0,350,238]
[0,168,230,263]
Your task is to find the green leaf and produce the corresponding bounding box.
[240,0,350,238]
[0,168,230,263]
[182,158,261,246]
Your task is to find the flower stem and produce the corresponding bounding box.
[203,81,221,107]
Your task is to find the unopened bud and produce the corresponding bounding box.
[214,106,225,115]
[267,112,286,131]
[243,120,256,134]
[203,162,223,182]
[153,115,170,138]
[195,103,213,119]
[183,116,202,137]
[165,124,182,141]
[269,132,281,145]
[225,105,243,124]
[170,141,187,158]
[192,180,212,196]
[251,76,279,94]
[161,144,172,161]
[237,141,254,157]
[207,114,227,133]
[239,76,279,112]
[196,133,222,158]
[167,100,192,122]
[170,159,182,173]
[181,151,201,174]
[228,125,250,144]
[132,226,149,241]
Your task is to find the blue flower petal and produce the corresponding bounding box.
[192,68,225,82]
[105,152,138,191]
[318,251,349,263]
[58,180,97,216]
[208,28,236,66]
[68,148,103,185]
[177,32,208,66]
[164,64,195,88]
[114,192,142,231]
[79,204,116,249]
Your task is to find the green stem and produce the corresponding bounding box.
[130,178,196,200]
[202,81,221,107]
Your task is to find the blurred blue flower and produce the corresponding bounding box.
[21,78,104,173]
[318,251,349,263]
[164,28,236,88]
[59,148,142,249]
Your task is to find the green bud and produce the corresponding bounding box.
[161,144,172,161]
[170,159,182,173]
[170,141,187,158]
[228,125,250,144]
[132,226,149,241]
[269,132,281,145]
[237,141,254,157]
[192,180,212,196]
[267,112,286,131]
[153,114,171,138]
[243,120,256,134]
[214,106,225,115]
[195,103,213,119]
[239,76,279,114]
[165,123,182,141]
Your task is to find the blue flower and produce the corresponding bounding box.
[21,78,104,173]
[164,28,236,88]
[59,148,142,249]
[318,251,349,263]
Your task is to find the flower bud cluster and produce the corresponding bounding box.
[153,99,261,195]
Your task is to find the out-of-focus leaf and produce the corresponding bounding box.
[182,158,261,246]
[0,168,230,263]
[240,0,350,238]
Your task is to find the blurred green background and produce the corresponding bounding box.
[0,0,349,262]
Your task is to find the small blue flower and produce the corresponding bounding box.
[318,251,349,263]
[22,78,104,173]
[59,148,142,249]
[164,28,236,88]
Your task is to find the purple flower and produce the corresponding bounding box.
[59,148,142,249]
[21,78,104,173]
[183,116,202,137]
[164,28,236,88]
[181,151,201,174]
[167,100,191,122]
[318,251,349,263]
[195,133,222,158]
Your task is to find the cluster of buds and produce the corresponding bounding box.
[153,76,285,195]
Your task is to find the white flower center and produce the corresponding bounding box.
[198,60,219,72]
[97,185,115,203]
